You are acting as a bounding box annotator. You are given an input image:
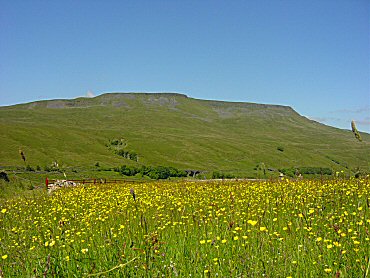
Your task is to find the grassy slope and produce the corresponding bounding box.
[0,93,369,176]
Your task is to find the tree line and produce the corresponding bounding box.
[114,165,187,180]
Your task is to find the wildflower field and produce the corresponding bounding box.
[1,178,369,277]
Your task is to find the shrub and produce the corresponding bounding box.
[110,139,120,145]
[279,168,296,177]
[279,167,332,177]
[119,165,140,176]
[212,171,234,179]
[116,149,138,161]
[0,172,9,182]
[25,165,35,172]
[130,152,138,162]
[116,165,187,179]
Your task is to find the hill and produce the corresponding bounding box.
[0,93,369,177]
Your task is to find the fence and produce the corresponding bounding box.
[45,178,144,187]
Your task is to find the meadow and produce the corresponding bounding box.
[0,178,369,277]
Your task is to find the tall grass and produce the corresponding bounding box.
[0,178,369,276]
[0,178,41,201]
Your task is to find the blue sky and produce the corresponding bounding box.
[1,0,369,132]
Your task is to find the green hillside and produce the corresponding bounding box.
[0,93,369,177]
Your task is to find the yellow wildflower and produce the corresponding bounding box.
[247,220,258,226]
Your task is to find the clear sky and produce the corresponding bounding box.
[1,0,369,132]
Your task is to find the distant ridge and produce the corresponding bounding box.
[0,92,369,176]
[11,92,292,111]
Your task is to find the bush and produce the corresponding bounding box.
[110,139,120,146]
[279,167,332,177]
[116,149,138,161]
[0,172,9,182]
[25,165,35,172]
[119,165,140,176]
[116,165,187,179]
[299,167,332,175]
[144,166,171,180]
[116,149,129,158]
[212,171,234,179]
[130,152,138,162]
[279,168,296,177]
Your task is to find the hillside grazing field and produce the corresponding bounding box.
[0,93,369,177]
[0,178,369,276]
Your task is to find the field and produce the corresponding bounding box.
[1,178,369,277]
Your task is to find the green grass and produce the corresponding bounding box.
[0,93,369,177]
[0,179,369,276]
